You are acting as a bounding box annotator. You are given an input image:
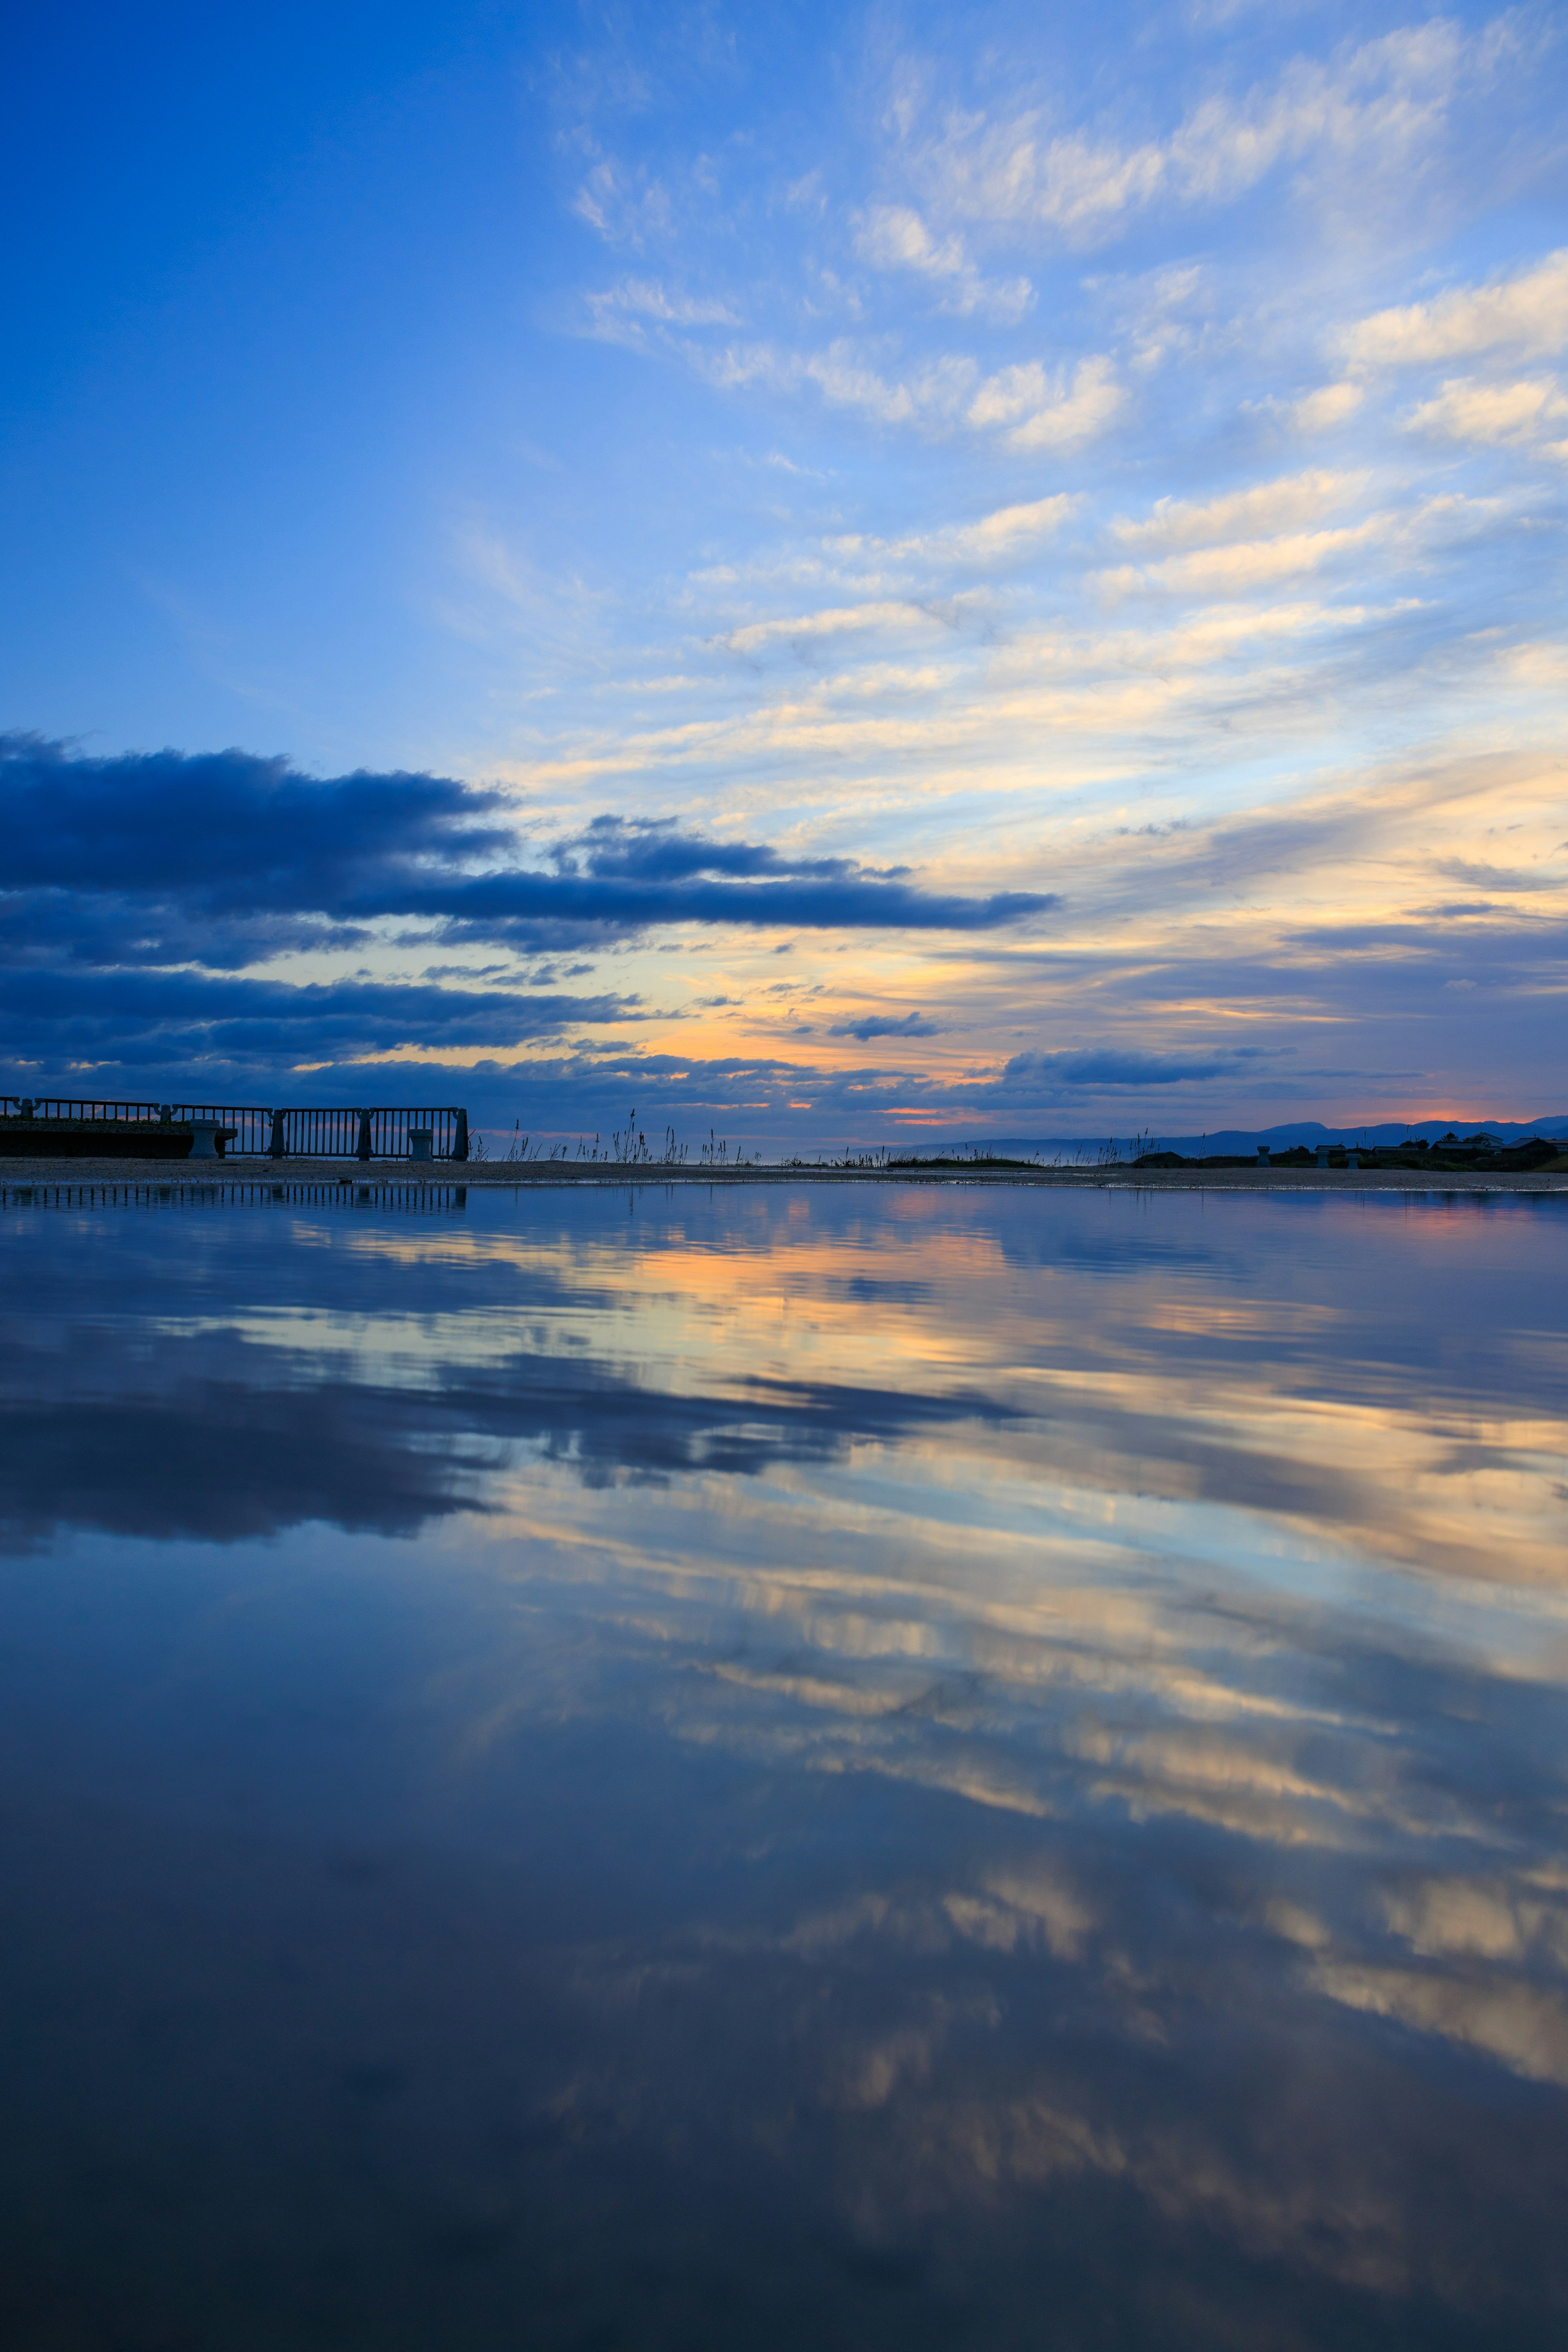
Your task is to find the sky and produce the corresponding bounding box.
[3,0,1566,1148]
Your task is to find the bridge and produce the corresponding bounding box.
[0,1098,470,1161]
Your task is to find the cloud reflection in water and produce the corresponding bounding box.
[2,1181,1566,2347]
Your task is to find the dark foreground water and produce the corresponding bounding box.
[4,1179,1568,2350]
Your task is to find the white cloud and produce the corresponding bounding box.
[855,201,965,277]
[808,343,978,426]
[1504,642,1568,686]
[1101,517,1385,597]
[1114,263,1212,371]
[702,341,793,395]
[586,277,738,330]
[572,156,672,247]
[696,496,1076,603]
[1342,248,1568,368]
[799,497,1076,590]
[909,19,1483,244]
[999,599,1395,688]
[967,355,1125,450]
[784,169,826,214]
[702,340,977,429]
[721,602,940,654]
[706,338,1114,451]
[1113,469,1368,554]
[1169,20,1472,200]
[854,203,1035,322]
[1404,373,1568,445]
[875,494,1078,569]
[1285,381,1365,432]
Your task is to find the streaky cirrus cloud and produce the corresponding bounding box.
[1404,375,1568,448]
[898,15,1503,241]
[852,203,1035,322]
[1341,247,1568,370]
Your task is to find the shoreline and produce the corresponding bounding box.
[4,1155,1568,1196]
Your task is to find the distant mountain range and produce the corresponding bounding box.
[919,1115,1568,1159]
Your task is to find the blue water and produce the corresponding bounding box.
[4,1179,1568,2348]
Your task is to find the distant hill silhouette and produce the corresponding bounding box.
[911,1115,1568,1159]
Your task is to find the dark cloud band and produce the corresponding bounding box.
[0,733,1052,1096]
[2,735,1053,948]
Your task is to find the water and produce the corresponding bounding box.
[4,1179,1567,2349]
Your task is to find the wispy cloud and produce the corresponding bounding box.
[1343,248,1568,369]
[572,154,672,246]
[1111,470,1369,554]
[704,337,979,431]
[1279,381,1366,433]
[966,355,1125,450]
[1404,374,1568,446]
[697,333,1125,453]
[904,18,1494,245]
[586,276,739,338]
[1100,518,1385,599]
[827,494,1077,573]
[719,602,941,654]
[853,203,1034,321]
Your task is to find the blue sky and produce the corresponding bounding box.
[3,1,1566,1143]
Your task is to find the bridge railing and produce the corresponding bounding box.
[266,1107,468,1160]
[2,1098,468,1160]
[4,1095,168,1124]
[3,1096,271,1148]
[272,1106,361,1158]
[355,1106,466,1162]
[266,1107,467,1160]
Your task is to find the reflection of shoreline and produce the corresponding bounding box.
[4,1157,1568,1195]
[2,1177,470,1210]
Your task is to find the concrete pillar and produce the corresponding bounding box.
[356,1109,373,1162]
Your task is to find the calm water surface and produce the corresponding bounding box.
[4,1180,1568,2349]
